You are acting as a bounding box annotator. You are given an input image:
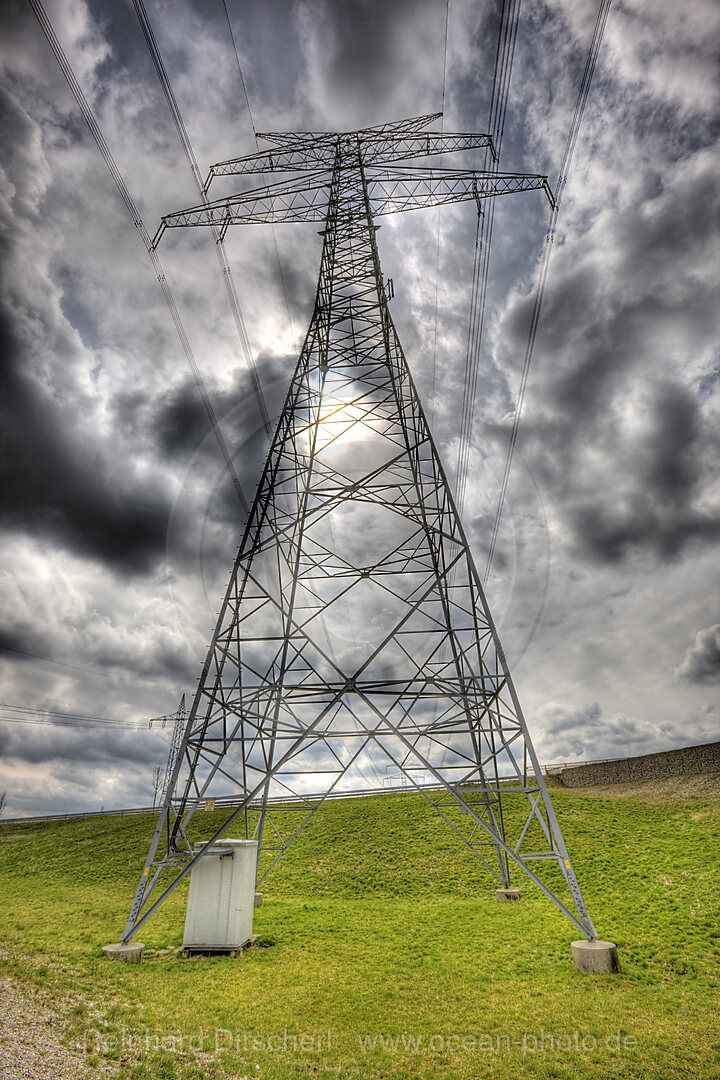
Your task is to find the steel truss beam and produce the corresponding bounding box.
[152,167,551,245]
[123,117,596,945]
[206,132,496,180]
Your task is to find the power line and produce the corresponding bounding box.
[132,0,272,436]
[0,640,165,690]
[28,0,249,515]
[221,0,254,132]
[422,1,519,750]
[429,0,451,426]
[455,0,521,512]
[0,703,175,757]
[0,701,151,729]
[484,0,612,580]
[220,0,298,351]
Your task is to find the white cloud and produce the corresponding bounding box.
[531,700,667,762]
[676,623,720,683]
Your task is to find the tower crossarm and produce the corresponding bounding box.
[152,170,332,245]
[153,167,551,247]
[367,166,553,214]
[205,113,446,184]
[205,133,495,184]
[207,142,338,180]
[256,112,443,145]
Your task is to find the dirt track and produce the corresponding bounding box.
[0,977,96,1080]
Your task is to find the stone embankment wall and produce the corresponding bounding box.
[557,741,720,788]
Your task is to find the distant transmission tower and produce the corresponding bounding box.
[147,694,187,807]
[122,115,597,944]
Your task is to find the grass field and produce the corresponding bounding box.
[1,777,719,1079]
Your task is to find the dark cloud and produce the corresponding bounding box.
[151,350,295,573]
[567,380,720,563]
[263,250,317,330]
[0,87,173,574]
[297,0,446,127]
[151,354,286,460]
[676,624,720,684]
[0,324,172,573]
[641,380,701,501]
[496,137,720,567]
[569,500,710,564]
[0,719,160,768]
[153,378,216,457]
[323,0,439,114]
[0,626,47,663]
[0,724,173,816]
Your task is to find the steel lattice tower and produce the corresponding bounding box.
[122,115,597,944]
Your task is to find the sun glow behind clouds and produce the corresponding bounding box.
[313,377,385,456]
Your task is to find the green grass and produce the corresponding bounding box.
[1,782,719,1080]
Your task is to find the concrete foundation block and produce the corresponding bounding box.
[571,939,620,974]
[254,892,263,909]
[495,887,522,902]
[102,942,144,964]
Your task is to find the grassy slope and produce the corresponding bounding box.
[1,781,719,1080]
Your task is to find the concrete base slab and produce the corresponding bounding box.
[182,933,260,959]
[254,892,263,909]
[571,939,620,974]
[102,942,144,964]
[495,888,522,902]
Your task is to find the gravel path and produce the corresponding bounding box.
[0,976,95,1080]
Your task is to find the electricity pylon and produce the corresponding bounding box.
[147,694,187,806]
[122,115,597,944]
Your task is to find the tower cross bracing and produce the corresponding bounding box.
[122,115,596,945]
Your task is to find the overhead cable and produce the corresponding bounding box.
[220,0,298,351]
[483,0,612,581]
[28,0,249,514]
[429,0,451,425]
[0,639,163,688]
[0,701,164,731]
[132,0,271,436]
[455,0,521,513]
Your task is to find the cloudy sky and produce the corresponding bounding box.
[0,0,718,817]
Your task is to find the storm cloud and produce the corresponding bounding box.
[0,0,718,816]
